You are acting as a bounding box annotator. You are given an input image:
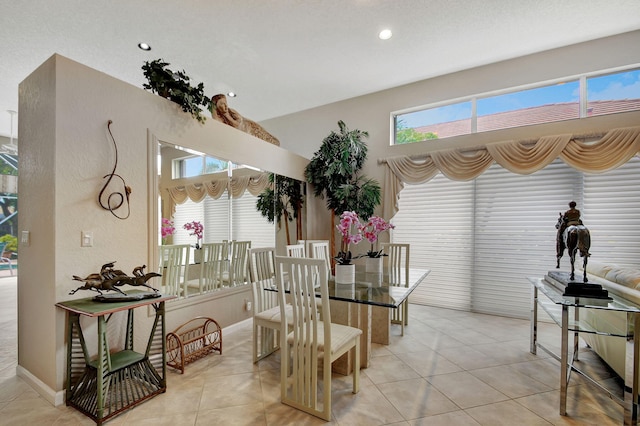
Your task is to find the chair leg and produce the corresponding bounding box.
[353,340,360,394]
[323,355,332,421]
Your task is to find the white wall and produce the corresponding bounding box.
[264,29,640,210]
[17,54,308,403]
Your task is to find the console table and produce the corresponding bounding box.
[56,292,175,425]
[529,276,640,425]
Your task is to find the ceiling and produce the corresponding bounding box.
[1,0,640,139]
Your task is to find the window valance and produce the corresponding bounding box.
[165,173,271,206]
[382,126,640,220]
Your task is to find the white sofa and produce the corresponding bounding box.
[580,260,640,378]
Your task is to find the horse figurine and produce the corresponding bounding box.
[555,213,591,282]
[70,262,161,295]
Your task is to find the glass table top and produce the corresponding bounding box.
[528,276,640,313]
[273,265,430,309]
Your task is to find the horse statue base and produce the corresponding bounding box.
[545,271,611,300]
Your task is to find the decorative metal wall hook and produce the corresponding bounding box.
[98,120,131,219]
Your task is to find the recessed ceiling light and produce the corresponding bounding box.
[378,29,392,40]
[138,42,151,51]
[227,92,236,98]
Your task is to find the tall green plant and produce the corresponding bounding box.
[304,120,380,219]
[304,121,381,260]
[256,174,305,245]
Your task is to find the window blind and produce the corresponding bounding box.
[391,173,474,311]
[393,157,640,319]
[232,193,275,247]
[583,156,640,267]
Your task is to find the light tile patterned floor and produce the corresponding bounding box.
[0,276,626,425]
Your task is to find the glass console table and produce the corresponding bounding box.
[56,291,175,425]
[529,276,640,425]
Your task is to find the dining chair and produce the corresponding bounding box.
[225,240,251,286]
[158,244,190,297]
[380,243,410,336]
[199,242,228,293]
[286,243,306,257]
[275,256,361,421]
[309,241,332,278]
[249,247,293,363]
[304,240,329,259]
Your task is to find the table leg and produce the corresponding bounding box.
[330,300,371,374]
[573,306,579,362]
[530,286,538,354]
[371,306,391,345]
[560,304,568,416]
[624,312,640,425]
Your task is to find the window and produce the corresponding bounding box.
[476,81,579,132]
[392,67,640,145]
[174,155,229,178]
[587,69,640,117]
[392,157,640,319]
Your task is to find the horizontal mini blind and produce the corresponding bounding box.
[392,173,474,311]
[392,155,640,319]
[472,161,581,318]
[203,193,230,242]
[232,193,275,248]
[173,198,205,246]
[583,156,640,267]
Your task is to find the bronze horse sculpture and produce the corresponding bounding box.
[70,261,161,295]
[556,213,591,282]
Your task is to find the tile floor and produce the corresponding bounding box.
[0,275,627,425]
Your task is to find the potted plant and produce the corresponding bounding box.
[142,59,210,123]
[304,121,381,263]
[360,216,394,273]
[334,211,362,283]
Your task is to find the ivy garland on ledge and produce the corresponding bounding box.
[142,59,210,123]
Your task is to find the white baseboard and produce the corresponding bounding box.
[16,365,65,407]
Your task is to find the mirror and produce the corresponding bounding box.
[155,141,305,300]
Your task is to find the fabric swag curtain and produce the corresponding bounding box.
[382,126,640,220]
[165,173,271,214]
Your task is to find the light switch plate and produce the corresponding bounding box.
[81,231,93,247]
[21,230,30,246]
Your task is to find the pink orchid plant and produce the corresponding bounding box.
[335,211,363,265]
[183,221,204,249]
[360,216,395,258]
[161,218,175,244]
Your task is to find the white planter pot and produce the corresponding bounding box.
[335,264,355,284]
[193,248,203,264]
[365,256,383,274]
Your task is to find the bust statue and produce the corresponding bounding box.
[209,94,280,146]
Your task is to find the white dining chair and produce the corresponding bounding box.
[223,240,251,286]
[309,241,332,278]
[249,247,293,363]
[275,256,361,421]
[380,243,410,336]
[199,242,228,292]
[286,243,306,258]
[158,244,190,298]
[304,239,329,259]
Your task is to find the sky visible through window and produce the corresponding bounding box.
[398,69,640,130]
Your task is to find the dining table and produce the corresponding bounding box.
[273,264,430,374]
